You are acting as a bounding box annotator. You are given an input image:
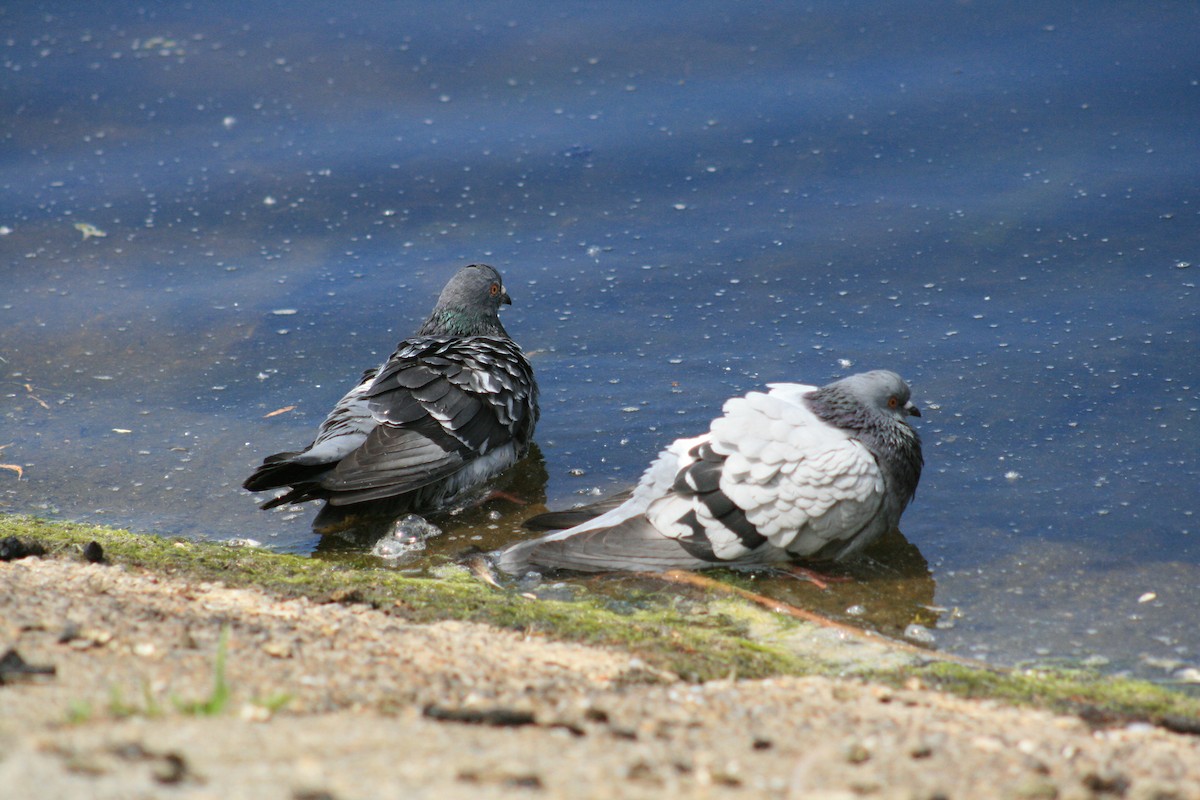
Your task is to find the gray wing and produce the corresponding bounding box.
[497,433,784,573]
[317,335,539,504]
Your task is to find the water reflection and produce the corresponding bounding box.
[311,459,938,645]
[311,443,549,560]
[510,528,938,643]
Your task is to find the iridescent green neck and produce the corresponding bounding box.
[417,307,507,338]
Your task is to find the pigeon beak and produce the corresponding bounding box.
[904,400,921,418]
[501,289,512,306]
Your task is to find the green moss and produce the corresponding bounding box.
[893,661,1200,726]
[5,512,1199,732]
[0,514,809,682]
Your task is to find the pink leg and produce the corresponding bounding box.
[783,564,854,590]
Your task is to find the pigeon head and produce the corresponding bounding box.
[807,370,923,509]
[834,370,921,423]
[417,263,513,337]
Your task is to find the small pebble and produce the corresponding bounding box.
[83,541,105,563]
[1173,667,1200,684]
[844,742,871,764]
[903,624,937,645]
[225,538,263,549]
[152,752,189,785]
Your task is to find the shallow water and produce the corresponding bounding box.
[3,2,1198,683]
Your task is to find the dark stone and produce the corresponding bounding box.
[423,704,536,727]
[1158,714,1200,736]
[0,648,56,684]
[1081,770,1129,796]
[0,536,46,561]
[83,540,105,563]
[505,774,543,789]
[152,752,190,785]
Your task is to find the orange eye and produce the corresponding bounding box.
[888,396,899,408]
[489,282,501,296]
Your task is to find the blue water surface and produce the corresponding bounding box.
[3,1,1198,681]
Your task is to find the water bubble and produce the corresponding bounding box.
[371,515,442,561]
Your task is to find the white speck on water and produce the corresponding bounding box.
[1005,471,1020,481]
[272,308,298,316]
[263,195,277,206]
[1137,592,1157,604]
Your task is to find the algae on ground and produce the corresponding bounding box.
[0,514,813,682]
[898,661,1200,732]
[4,513,1200,731]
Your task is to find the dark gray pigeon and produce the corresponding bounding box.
[497,370,921,573]
[244,264,539,521]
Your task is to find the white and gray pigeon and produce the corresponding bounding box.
[244,264,539,521]
[496,370,921,573]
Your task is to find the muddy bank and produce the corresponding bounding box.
[1,517,1199,799]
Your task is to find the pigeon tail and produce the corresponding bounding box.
[243,454,329,495]
[497,517,720,574]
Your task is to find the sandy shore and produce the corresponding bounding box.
[3,544,1199,800]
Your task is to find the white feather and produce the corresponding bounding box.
[714,384,886,551]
